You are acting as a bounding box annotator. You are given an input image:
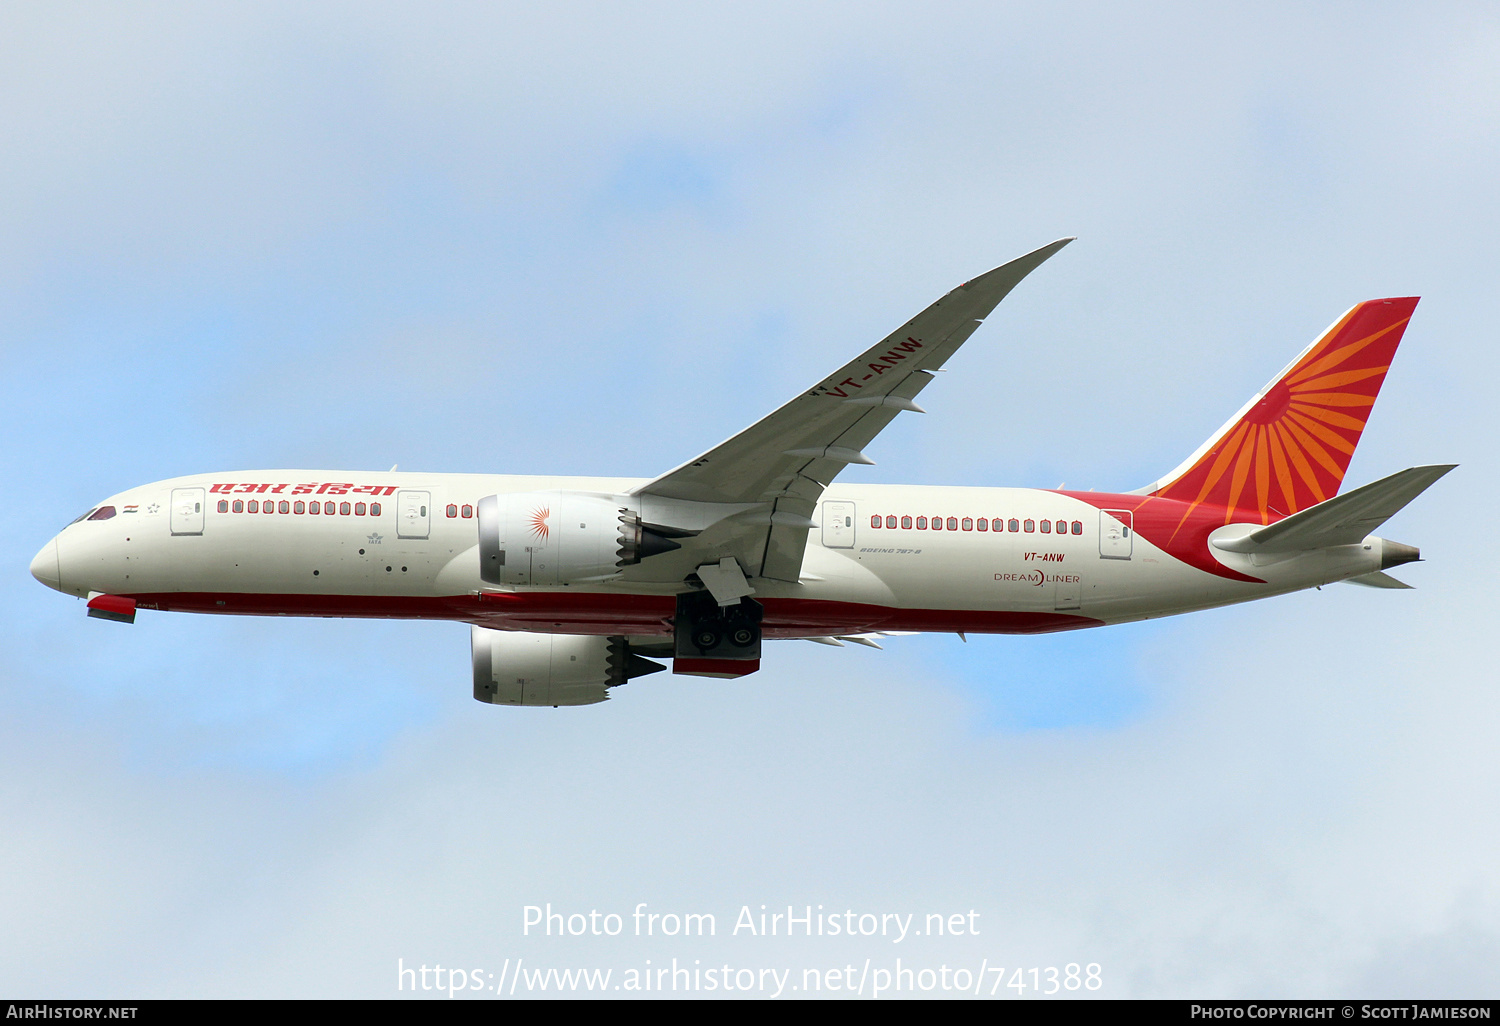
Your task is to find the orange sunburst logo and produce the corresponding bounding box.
[527,506,551,540]
[1155,297,1417,527]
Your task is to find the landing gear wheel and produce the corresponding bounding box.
[675,592,763,665]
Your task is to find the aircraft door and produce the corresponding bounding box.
[822,501,856,549]
[397,490,431,539]
[1099,509,1133,560]
[170,488,205,536]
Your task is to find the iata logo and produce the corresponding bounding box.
[528,506,551,541]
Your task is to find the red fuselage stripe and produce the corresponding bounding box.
[125,591,1104,637]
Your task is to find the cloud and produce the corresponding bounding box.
[1,1,1495,998]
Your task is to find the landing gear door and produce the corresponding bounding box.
[1099,509,1133,560]
[170,487,205,536]
[397,490,431,539]
[822,501,856,549]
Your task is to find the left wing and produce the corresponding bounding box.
[630,238,1073,583]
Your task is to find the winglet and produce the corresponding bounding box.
[956,238,1075,310]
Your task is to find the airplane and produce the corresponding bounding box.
[29,238,1454,707]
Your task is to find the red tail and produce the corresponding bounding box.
[1148,298,1417,524]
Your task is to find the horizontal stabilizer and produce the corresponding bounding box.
[1343,571,1413,589]
[1215,464,1455,553]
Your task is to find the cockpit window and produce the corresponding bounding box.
[86,506,117,521]
[69,508,99,525]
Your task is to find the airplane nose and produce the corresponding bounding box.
[30,538,61,592]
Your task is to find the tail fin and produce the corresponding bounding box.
[1139,297,1418,524]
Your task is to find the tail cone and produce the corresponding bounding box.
[1381,540,1420,570]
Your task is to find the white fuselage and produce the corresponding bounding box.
[32,470,1392,640]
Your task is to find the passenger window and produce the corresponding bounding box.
[448,504,459,518]
[976,518,987,532]
[340,502,351,515]
[916,517,927,529]
[946,517,958,531]
[309,501,320,515]
[931,516,942,531]
[901,516,912,529]
[1056,520,1066,534]
[355,502,366,515]
[1024,519,1035,533]
[293,501,305,514]
[886,515,896,528]
[326,502,337,515]
[1071,521,1082,535]
[1041,520,1051,533]
[871,515,882,528]
[961,518,973,531]
[217,500,229,513]
[993,519,1003,532]
[371,503,382,517]
[279,500,290,513]
[1008,518,1019,532]
[461,505,473,518]
[247,500,258,513]
[232,500,244,513]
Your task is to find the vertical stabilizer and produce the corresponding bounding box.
[1139,297,1418,524]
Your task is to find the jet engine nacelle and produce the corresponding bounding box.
[471,627,664,707]
[476,491,621,587]
[476,490,683,587]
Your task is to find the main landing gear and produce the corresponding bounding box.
[673,591,762,678]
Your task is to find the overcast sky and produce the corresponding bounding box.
[2,2,1497,999]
